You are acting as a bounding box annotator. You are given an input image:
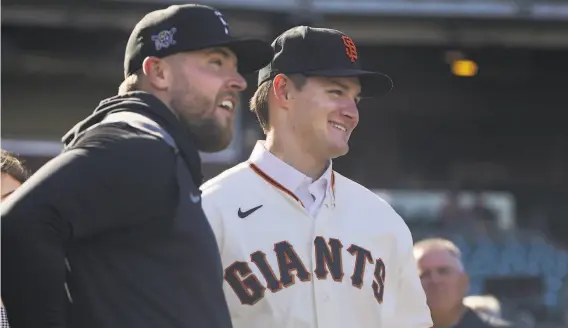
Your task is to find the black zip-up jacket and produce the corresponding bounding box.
[455,308,513,328]
[1,92,232,328]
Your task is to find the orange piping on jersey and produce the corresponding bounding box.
[249,163,305,207]
[331,171,336,194]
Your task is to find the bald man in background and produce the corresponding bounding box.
[413,238,513,328]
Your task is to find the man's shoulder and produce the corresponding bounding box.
[334,172,376,198]
[459,308,514,328]
[334,172,395,212]
[68,123,174,154]
[200,162,254,195]
[64,123,178,174]
[478,312,514,327]
[334,172,409,230]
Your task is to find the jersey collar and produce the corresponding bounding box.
[248,141,335,207]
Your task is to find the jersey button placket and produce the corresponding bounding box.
[312,199,336,327]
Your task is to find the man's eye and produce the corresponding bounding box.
[329,89,343,95]
[438,267,451,275]
[210,59,223,66]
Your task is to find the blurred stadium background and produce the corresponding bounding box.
[2,0,567,327]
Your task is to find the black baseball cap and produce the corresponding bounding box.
[124,4,273,78]
[258,26,393,97]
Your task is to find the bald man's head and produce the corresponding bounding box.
[413,238,469,314]
[414,238,464,272]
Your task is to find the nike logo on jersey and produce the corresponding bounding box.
[224,236,387,306]
[237,205,263,218]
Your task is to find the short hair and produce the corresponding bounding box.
[463,295,501,317]
[249,74,307,134]
[118,71,142,95]
[413,238,464,271]
[1,150,30,183]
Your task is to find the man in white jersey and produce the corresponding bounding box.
[201,26,432,328]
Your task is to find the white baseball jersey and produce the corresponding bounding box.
[200,146,433,328]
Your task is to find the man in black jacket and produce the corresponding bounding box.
[1,4,272,328]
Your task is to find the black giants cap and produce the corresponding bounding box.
[258,26,393,97]
[124,4,273,78]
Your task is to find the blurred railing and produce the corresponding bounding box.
[101,0,568,19]
[4,0,568,20]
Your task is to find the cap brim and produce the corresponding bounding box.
[213,38,273,75]
[304,69,393,97]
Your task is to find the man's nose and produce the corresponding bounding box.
[340,101,359,124]
[429,271,448,285]
[228,72,247,92]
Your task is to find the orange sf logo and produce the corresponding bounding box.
[341,35,358,63]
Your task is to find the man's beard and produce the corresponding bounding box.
[170,86,235,153]
[189,115,233,153]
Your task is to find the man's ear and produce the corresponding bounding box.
[142,56,169,90]
[272,74,293,108]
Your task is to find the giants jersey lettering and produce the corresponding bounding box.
[201,163,432,328]
[224,235,387,306]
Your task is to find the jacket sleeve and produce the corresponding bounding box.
[392,224,434,328]
[1,127,178,328]
[200,184,225,253]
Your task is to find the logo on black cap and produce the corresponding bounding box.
[341,35,358,63]
[124,4,273,77]
[151,27,177,51]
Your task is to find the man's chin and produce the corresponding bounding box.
[196,134,233,153]
[199,145,229,153]
[329,143,349,159]
[426,300,451,312]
